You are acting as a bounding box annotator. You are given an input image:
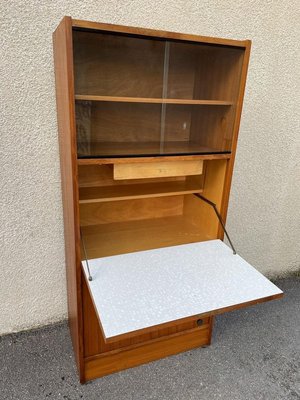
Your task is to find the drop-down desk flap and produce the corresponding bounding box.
[82,240,283,343]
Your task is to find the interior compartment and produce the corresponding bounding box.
[75,101,234,157]
[79,159,227,259]
[73,30,245,159]
[167,41,244,101]
[79,164,203,202]
[75,101,162,157]
[73,30,244,102]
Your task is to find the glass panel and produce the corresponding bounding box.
[76,101,234,158]
[73,30,244,158]
[76,101,162,158]
[73,30,165,98]
[167,41,244,101]
[163,104,234,155]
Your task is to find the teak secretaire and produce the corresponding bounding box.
[53,17,283,383]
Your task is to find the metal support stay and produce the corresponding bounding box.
[80,228,93,281]
[194,193,236,255]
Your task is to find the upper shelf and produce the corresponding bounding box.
[75,95,234,106]
[77,153,231,165]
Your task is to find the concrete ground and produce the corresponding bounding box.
[0,277,299,400]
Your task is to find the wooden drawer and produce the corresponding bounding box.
[114,160,203,180]
[84,321,211,381]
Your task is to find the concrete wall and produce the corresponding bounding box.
[1,1,299,335]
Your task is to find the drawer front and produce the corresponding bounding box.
[84,321,211,381]
[114,160,203,180]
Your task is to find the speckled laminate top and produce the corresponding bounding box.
[82,240,283,339]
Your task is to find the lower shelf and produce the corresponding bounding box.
[79,179,203,204]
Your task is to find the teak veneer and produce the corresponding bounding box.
[53,17,283,383]
[75,95,234,105]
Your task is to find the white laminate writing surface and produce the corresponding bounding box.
[82,240,282,340]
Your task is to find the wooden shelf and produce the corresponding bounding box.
[77,153,231,165]
[75,95,233,106]
[77,141,230,159]
[80,216,209,259]
[79,181,203,204]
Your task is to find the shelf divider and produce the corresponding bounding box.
[79,180,203,204]
[75,94,233,106]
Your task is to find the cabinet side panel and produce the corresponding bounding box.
[53,17,83,379]
[219,42,251,231]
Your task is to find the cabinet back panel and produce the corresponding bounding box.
[190,106,234,151]
[193,46,244,101]
[164,105,192,142]
[73,31,164,97]
[80,196,184,226]
[75,102,193,154]
[76,101,161,143]
[168,42,244,101]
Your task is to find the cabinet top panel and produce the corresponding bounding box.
[72,18,251,48]
[82,240,282,341]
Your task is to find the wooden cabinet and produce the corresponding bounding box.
[53,17,283,383]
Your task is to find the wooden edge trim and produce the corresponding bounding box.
[74,95,234,105]
[104,316,210,344]
[53,16,85,382]
[77,154,231,166]
[78,187,204,204]
[72,18,250,48]
[207,315,215,345]
[218,40,252,237]
[205,292,284,318]
[81,266,110,343]
[103,292,283,343]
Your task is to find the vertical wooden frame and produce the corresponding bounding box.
[53,17,84,381]
[218,42,252,237]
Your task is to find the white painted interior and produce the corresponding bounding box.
[83,240,282,339]
[0,1,299,335]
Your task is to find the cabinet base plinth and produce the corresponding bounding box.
[83,325,212,382]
